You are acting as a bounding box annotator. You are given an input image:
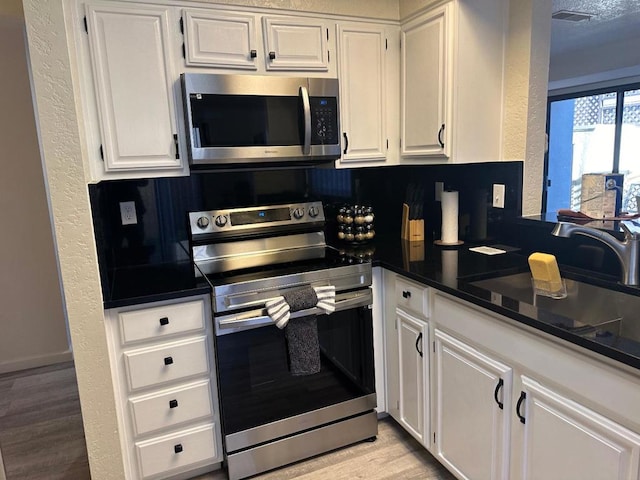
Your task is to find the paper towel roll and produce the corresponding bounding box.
[441,190,459,244]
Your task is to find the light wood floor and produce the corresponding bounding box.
[0,363,455,480]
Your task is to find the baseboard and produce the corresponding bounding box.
[0,350,73,374]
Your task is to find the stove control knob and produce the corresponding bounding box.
[292,208,305,220]
[214,215,228,228]
[196,216,210,229]
[308,206,320,218]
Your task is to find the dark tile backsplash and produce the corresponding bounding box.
[89,161,524,299]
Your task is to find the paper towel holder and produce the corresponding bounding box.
[434,239,464,247]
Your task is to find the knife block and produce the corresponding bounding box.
[401,203,424,241]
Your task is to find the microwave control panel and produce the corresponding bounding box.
[310,97,339,145]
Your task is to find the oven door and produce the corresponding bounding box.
[215,302,376,454]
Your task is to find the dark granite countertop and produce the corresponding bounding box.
[356,234,640,371]
[103,234,640,370]
[103,261,211,309]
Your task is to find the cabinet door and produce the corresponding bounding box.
[86,3,183,172]
[262,16,329,71]
[182,9,258,69]
[397,309,429,447]
[517,376,640,480]
[337,23,386,163]
[434,329,512,480]
[401,4,449,158]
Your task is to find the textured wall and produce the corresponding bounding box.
[502,0,551,215]
[21,1,126,479]
[0,14,70,373]
[195,0,399,19]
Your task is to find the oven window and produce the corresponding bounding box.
[215,307,375,435]
[190,94,302,147]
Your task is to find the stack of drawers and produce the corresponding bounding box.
[105,295,223,480]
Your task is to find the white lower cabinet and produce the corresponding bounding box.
[516,376,640,480]
[434,329,512,480]
[397,309,429,446]
[382,270,640,480]
[105,295,222,480]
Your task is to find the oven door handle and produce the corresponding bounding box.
[215,288,372,335]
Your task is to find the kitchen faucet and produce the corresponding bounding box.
[551,222,640,286]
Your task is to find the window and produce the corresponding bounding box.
[544,83,640,214]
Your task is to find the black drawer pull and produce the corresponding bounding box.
[169,399,178,409]
[174,444,183,454]
[494,378,504,410]
[269,51,276,60]
[159,317,169,326]
[516,391,526,424]
[402,290,411,299]
[250,49,257,58]
[164,356,173,366]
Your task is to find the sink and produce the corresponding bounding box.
[469,272,640,343]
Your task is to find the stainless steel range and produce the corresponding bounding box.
[188,202,377,480]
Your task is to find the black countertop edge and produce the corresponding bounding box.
[102,261,212,310]
[364,235,640,371]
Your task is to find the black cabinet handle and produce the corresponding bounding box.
[250,49,257,58]
[174,444,183,454]
[343,132,349,154]
[173,133,180,159]
[169,399,178,409]
[438,124,445,148]
[494,378,504,410]
[164,356,173,366]
[159,317,169,326]
[269,51,276,60]
[402,290,411,299]
[516,391,526,424]
[415,332,423,357]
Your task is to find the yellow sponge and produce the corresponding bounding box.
[528,252,563,294]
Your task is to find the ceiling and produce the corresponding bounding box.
[551,0,640,57]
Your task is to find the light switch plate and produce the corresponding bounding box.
[120,201,137,225]
[492,184,505,208]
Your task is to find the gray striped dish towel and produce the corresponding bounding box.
[265,285,336,329]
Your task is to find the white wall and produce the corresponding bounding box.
[0,10,70,373]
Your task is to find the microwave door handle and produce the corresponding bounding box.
[299,86,311,155]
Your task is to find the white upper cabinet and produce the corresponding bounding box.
[337,23,399,167]
[182,9,258,69]
[262,17,329,72]
[181,9,336,77]
[85,3,186,177]
[400,0,508,164]
[401,4,449,158]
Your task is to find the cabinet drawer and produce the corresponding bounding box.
[119,299,205,345]
[395,276,429,317]
[135,423,218,479]
[124,336,209,391]
[129,380,213,437]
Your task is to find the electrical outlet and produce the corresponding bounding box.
[492,184,505,208]
[435,182,444,201]
[120,201,137,225]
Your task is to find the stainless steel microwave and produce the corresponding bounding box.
[181,73,341,167]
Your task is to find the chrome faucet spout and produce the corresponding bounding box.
[551,222,640,286]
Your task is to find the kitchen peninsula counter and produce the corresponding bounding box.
[353,234,640,371]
